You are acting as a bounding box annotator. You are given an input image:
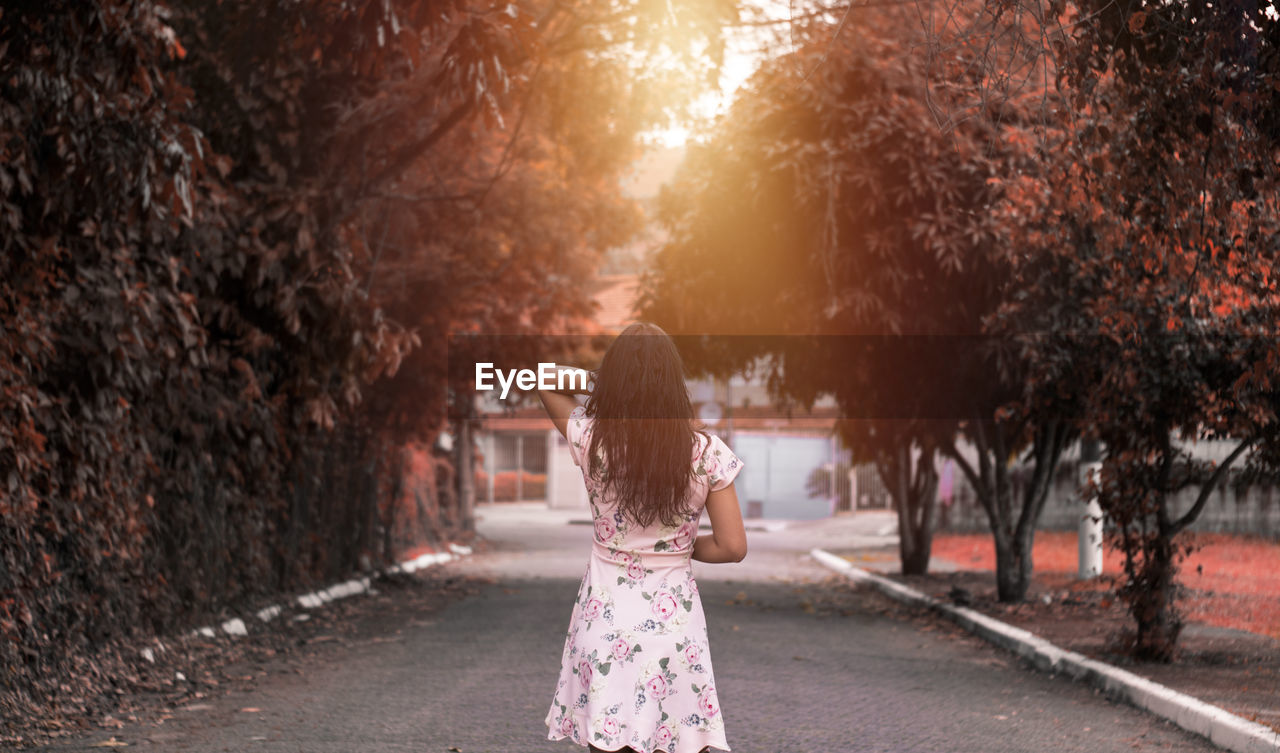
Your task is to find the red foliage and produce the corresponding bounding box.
[933,532,1280,640]
[1,0,738,722]
[475,470,548,502]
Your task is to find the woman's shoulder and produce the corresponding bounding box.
[693,431,743,490]
[690,428,718,462]
[565,406,595,466]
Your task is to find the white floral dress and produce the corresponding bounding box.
[546,407,743,753]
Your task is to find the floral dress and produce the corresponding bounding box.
[545,406,743,753]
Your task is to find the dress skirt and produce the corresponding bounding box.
[545,540,729,753]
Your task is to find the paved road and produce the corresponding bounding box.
[52,504,1217,752]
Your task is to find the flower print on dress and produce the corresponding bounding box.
[650,590,680,621]
[601,628,645,666]
[638,581,696,636]
[679,682,725,737]
[694,432,743,493]
[590,703,627,749]
[653,719,677,752]
[670,518,698,552]
[594,515,618,543]
[570,647,616,710]
[579,585,617,630]
[636,656,680,708]
[637,712,679,753]
[700,448,721,480]
[676,637,707,675]
[611,547,653,589]
[548,703,577,743]
[633,617,660,634]
[697,686,720,719]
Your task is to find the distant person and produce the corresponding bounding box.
[538,322,747,753]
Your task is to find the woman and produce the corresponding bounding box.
[540,322,747,753]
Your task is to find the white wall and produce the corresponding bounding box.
[546,429,590,510]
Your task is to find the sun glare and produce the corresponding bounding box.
[639,2,792,147]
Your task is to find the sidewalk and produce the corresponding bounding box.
[813,549,1280,753]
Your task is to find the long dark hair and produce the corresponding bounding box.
[585,322,701,527]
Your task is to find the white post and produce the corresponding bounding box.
[1078,460,1104,579]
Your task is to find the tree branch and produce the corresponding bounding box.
[943,438,982,492]
[1171,436,1255,536]
[362,99,476,202]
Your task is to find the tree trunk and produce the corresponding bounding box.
[455,416,475,533]
[900,529,932,575]
[993,528,1033,602]
[1127,532,1182,661]
[879,440,939,576]
[380,442,404,565]
[948,419,1069,602]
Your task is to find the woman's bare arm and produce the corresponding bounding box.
[538,389,579,439]
[537,365,591,439]
[692,483,748,563]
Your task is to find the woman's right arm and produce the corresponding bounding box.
[692,483,748,563]
[538,389,579,440]
[537,365,592,439]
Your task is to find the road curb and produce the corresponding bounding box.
[810,548,1280,753]
[134,543,473,667]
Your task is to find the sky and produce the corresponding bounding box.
[644,2,795,147]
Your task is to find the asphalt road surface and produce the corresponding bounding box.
[47,504,1219,753]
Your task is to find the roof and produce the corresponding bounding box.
[478,407,556,433]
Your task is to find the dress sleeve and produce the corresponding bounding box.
[699,433,743,492]
[565,405,592,468]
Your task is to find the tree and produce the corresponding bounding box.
[986,0,1280,657]
[0,0,742,715]
[643,1,1072,591]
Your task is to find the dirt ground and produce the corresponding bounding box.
[889,569,1280,735]
[0,556,492,750]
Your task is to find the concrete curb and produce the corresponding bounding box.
[810,548,1280,753]
[134,543,472,669]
